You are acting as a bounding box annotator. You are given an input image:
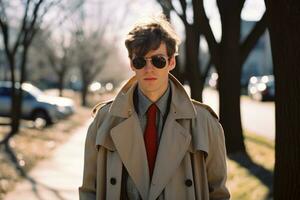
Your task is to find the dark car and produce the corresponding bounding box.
[0,82,75,125]
[248,75,275,101]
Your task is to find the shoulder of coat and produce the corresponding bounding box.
[92,99,113,118]
[191,99,219,120]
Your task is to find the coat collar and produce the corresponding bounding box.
[109,73,196,119]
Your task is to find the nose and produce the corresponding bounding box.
[143,59,154,71]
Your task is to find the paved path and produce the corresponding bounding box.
[4,119,91,200]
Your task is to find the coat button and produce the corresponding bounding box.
[185,179,193,187]
[110,178,117,185]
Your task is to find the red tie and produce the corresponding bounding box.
[144,104,158,179]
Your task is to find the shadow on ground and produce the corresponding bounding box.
[228,152,273,199]
[3,143,68,200]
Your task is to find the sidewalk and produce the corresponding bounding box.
[4,119,92,200]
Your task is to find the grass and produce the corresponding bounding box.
[227,132,274,200]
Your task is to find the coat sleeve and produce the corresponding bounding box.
[79,118,98,200]
[206,117,230,200]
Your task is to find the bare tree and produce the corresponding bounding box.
[0,0,62,145]
[265,0,300,198]
[157,0,209,102]
[69,0,130,106]
[42,34,73,97]
[203,0,267,154]
[72,27,109,106]
[158,0,267,154]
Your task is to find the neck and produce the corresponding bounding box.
[139,83,168,102]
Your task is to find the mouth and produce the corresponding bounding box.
[144,77,157,81]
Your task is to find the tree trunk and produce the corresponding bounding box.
[58,72,64,97]
[265,0,300,198]
[16,44,28,127]
[11,44,28,135]
[1,51,21,144]
[185,25,203,101]
[217,1,246,154]
[171,56,185,84]
[81,85,88,107]
[81,78,89,107]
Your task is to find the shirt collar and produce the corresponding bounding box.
[137,83,170,116]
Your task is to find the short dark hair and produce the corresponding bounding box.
[125,15,180,58]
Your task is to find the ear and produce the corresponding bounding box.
[168,56,176,71]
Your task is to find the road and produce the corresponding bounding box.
[202,88,275,140]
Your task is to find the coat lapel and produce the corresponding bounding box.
[110,113,150,200]
[148,110,191,200]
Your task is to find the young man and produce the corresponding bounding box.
[79,16,230,200]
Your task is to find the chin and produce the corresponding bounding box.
[139,84,158,93]
[142,86,157,93]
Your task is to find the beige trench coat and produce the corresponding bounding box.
[79,74,230,200]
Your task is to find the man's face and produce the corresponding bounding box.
[130,42,176,99]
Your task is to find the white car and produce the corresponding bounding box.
[0,82,75,125]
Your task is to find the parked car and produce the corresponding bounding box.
[0,82,75,125]
[248,75,275,101]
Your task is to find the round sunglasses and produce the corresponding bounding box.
[132,55,169,69]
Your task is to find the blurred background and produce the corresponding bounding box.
[0,0,299,199]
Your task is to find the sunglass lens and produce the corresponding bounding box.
[132,57,146,69]
[152,56,167,68]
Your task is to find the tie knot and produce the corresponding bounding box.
[147,104,157,118]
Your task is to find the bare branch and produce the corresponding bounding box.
[27,0,44,33]
[42,0,84,34]
[157,0,171,18]
[196,0,220,67]
[170,1,188,25]
[157,0,188,25]
[179,0,187,18]
[12,0,30,55]
[89,51,109,80]
[36,0,62,26]
[96,16,110,40]
[46,45,60,74]
[202,57,212,80]
[0,0,8,21]
[240,13,267,65]
[21,0,48,47]
[90,65,104,81]
[0,18,11,57]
